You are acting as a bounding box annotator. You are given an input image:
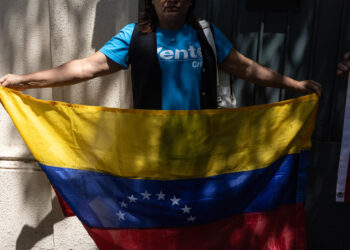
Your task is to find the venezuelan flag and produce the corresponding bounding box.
[0,87,318,250]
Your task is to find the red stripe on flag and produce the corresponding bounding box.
[52,186,74,217]
[85,204,306,250]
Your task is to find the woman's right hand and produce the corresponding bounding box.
[0,74,27,91]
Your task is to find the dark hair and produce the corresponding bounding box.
[139,0,197,32]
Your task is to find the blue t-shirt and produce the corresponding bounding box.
[100,23,232,110]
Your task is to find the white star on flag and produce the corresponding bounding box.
[187,216,196,222]
[128,194,138,203]
[117,211,125,221]
[181,205,191,214]
[120,201,128,208]
[156,191,166,200]
[170,196,180,206]
[140,190,152,200]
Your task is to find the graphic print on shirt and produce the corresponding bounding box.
[99,22,233,110]
[157,45,203,69]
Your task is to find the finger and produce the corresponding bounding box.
[311,83,322,97]
[307,86,319,97]
[339,70,349,79]
[0,79,7,86]
[305,81,321,97]
[337,69,344,76]
[344,52,350,60]
[315,82,322,91]
[315,87,321,97]
[0,75,8,84]
[338,62,349,72]
[344,61,350,69]
[336,66,349,78]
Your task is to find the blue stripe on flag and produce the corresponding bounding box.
[41,151,309,229]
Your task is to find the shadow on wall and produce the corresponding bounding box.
[92,0,129,51]
[0,0,59,247]
[89,0,134,108]
[13,1,135,247]
[15,196,65,250]
[0,0,52,149]
[47,0,135,107]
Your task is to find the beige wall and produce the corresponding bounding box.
[0,0,138,249]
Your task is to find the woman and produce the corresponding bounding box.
[0,0,322,109]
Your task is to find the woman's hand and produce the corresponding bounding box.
[0,74,27,91]
[295,80,322,97]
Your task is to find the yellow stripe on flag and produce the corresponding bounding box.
[0,87,318,180]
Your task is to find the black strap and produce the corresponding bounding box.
[195,23,218,109]
[129,24,162,109]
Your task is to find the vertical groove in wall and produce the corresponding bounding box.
[230,0,240,99]
[329,0,348,141]
[279,12,291,102]
[308,0,319,81]
[138,0,144,21]
[46,3,57,249]
[254,12,265,104]
[47,0,53,69]
[234,0,240,45]
[207,0,212,21]
[47,0,55,102]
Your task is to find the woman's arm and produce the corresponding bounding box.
[0,52,123,91]
[219,48,322,96]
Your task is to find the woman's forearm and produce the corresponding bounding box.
[241,60,300,90]
[221,49,322,96]
[19,59,94,89]
[0,52,122,91]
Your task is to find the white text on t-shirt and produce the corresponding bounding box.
[157,46,203,61]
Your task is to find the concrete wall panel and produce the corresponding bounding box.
[49,0,138,108]
[0,0,139,248]
[0,0,52,159]
[53,216,97,250]
[0,161,53,249]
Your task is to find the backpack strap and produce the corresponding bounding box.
[198,20,218,82]
[198,20,237,108]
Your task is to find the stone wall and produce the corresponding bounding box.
[0,0,138,249]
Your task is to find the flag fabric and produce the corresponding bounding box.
[0,87,318,250]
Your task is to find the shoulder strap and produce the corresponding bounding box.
[128,24,162,109]
[198,20,218,67]
[198,20,236,108]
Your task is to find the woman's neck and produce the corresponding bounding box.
[158,18,186,30]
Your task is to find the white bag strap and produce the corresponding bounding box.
[198,20,236,108]
[198,20,219,83]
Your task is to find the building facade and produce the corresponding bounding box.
[1,0,350,249]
